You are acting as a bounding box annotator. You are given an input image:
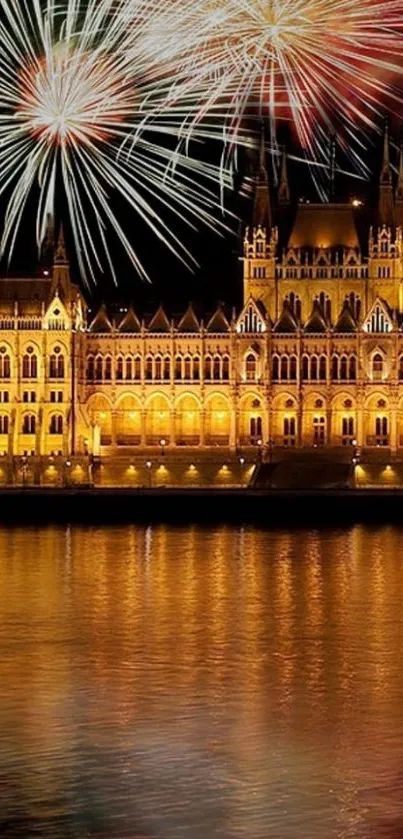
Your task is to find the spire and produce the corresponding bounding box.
[55,225,68,264]
[52,224,71,304]
[378,119,394,226]
[278,147,290,205]
[395,144,403,228]
[252,122,272,229]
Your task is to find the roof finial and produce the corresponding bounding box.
[278,146,290,205]
[380,117,392,185]
[378,118,394,226]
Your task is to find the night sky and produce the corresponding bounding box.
[0,121,395,316]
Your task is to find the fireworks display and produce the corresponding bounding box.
[132,0,403,188]
[0,0,232,283]
[0,0,402,281]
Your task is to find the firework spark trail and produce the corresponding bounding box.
[130,0,403,193]
[0,0,235,284]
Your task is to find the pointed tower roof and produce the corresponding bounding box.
[41,213,54,260]
[177,303,200,333]
[89,305,113,333]
[55,225,68,265]
[304,300,328,333]
[278,148,290,205]
[334,300,357,333]
[378,120,394,227]
[395,145,403,228]
[206,305,230,333]
[117,307,141,333]
[273,301,298,333]
[252,123,272,229]
[148,305,171,332]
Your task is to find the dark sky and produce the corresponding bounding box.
[0,123,394,315]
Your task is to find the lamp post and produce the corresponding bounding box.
[159,438,166,458]
[146,460,152,488]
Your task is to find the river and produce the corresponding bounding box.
[0,523,402,838]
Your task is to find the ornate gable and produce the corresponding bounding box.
[88,305,113,333]
[117,307,141,333]
[236,298,267,334]
[274,301,298,333]
[304,300,327,334]
[206,306,230,333]
[148,305,171,333]
[334,301,357,333]
[177,304,200,333]
[363,298,393,334]
[43,292,70,330]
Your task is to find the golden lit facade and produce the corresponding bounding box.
[1,130,403,463]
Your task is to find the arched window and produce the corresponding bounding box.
[154,356,163,380]
[342,417,354,444]
[193,356,200,380]
[184,356,192,380]
[134,357,141,380]
[289,292,301,320]
[95,356,103,381]
[86,356,94,380]
[0,348,10,379]
[204,356,212,380]
[104,357,112,381]
[271,355,279,381]
[319,356,327,380]
[116,356,123,380]
[145,356,153,380]
[280,355,288,380]
[246,353,257,381]
[176,355,183,380]
[50,414,63,434]
[349,356,357,380]
[289,356,297,381]
[372,353,383,380]
[340,355,348,381]
[213,355,221,380]
[163,357,171,380]
[125,357,132,380]
[22,414,36,434]
[22,347,38,379]
[310,356,318,380]
[222,356,230,380]
[375,416,388,445]
[302,355,309,380]
[49,346,65,379]
[399,356,403,381]
[332,355,339,380]
[0,415,9,434]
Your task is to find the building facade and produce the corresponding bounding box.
[1,130,403,461]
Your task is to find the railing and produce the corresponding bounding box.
[176,436,200,446]
[100,435,112,446]
[366,436,389,447]
[204,435,230,446]
[146,435,171,446]
[116,435,141,446]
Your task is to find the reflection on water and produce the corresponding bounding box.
[0,524,403,837]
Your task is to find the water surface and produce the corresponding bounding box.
[0,523,403,838]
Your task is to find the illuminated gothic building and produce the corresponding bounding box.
[1,126,403,461]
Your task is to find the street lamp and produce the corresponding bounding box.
[159,438,166,458]
[146,460,152,487]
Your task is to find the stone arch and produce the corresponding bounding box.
[115,393,142,445]
[302,391,327,446]
[331,392,357,444]
[145,393,171,443]
[364,392,390,447]
[86,393,113,445]
[174,393,201,445]
[204,392,230,445]
[238,392,264,444]
[271,392,298,444]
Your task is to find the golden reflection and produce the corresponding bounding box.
[1,524,403,837]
